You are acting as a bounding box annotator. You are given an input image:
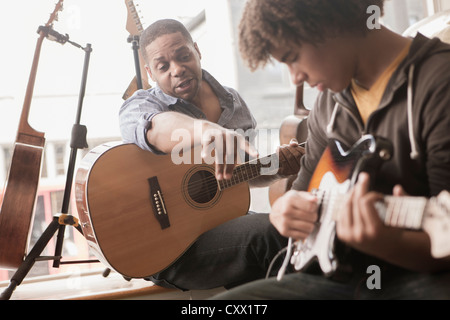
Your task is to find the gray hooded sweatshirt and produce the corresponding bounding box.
[293,33,450,198]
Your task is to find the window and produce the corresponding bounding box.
[54,143,66,177]
[383,0,427,34]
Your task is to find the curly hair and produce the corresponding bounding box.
[239,0,385,71]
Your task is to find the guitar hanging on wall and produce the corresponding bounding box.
[122,0,151,100]
[0,0,65,270]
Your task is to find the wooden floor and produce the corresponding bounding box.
[0,268,225,300]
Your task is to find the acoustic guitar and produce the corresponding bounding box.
[268,85,309,205]
[289,135,450,275]
[75,141,304,278]
[0,1,64,270]
[122,0,151,100]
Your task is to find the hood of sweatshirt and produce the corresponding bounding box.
[326,33,450,161]
[293,33,450,196]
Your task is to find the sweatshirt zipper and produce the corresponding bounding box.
[332,66,409,137]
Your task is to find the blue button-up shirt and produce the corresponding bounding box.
[119,69,257,153]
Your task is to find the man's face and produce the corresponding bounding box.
[145,32,203,102]
[270,37,356,93]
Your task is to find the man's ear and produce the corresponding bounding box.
[194,42,202,60]
[145,64,155,82]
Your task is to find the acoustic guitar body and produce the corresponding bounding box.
[75,142,250,278]
[0,139,44,270]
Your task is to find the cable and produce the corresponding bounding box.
[265,238,296,280]
[277,237,293,281]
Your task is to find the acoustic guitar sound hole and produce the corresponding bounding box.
[187,170,218,204]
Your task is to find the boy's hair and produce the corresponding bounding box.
[140,19,194,63]
[239,0,385,71]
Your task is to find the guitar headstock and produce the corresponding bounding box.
[423,190,450,258]
[125,0,144,36]
[122,0,151,99]
[46,0,64,27]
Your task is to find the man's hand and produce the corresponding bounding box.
[276,138,305,176]
[200,122,258,180]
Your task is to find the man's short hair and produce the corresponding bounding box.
[140,19,194,63]
[239,0,385,71]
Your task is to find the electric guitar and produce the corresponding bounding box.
[75,142,305,278]
[122,0,151,100]
[0,1,64,270]
[290,135,450,276]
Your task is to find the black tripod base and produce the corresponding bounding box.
[0,215,82,300]
[0,280,18,300]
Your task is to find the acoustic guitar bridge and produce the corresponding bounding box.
[148,177,170,230]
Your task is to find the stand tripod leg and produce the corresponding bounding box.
[0,217,61,300]
[53,44,91,268]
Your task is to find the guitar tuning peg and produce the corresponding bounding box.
[55,1,63,11]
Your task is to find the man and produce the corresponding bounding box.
[119,19,303,290]
[213,0,450,299]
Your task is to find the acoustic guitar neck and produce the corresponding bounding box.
[17,0,65,147]
[16,33,46,147]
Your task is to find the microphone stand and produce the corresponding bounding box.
[0,27,93,300]
[128,35,143,90]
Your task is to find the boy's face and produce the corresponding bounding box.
[144,32,203,102]
[270,37,356,93]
